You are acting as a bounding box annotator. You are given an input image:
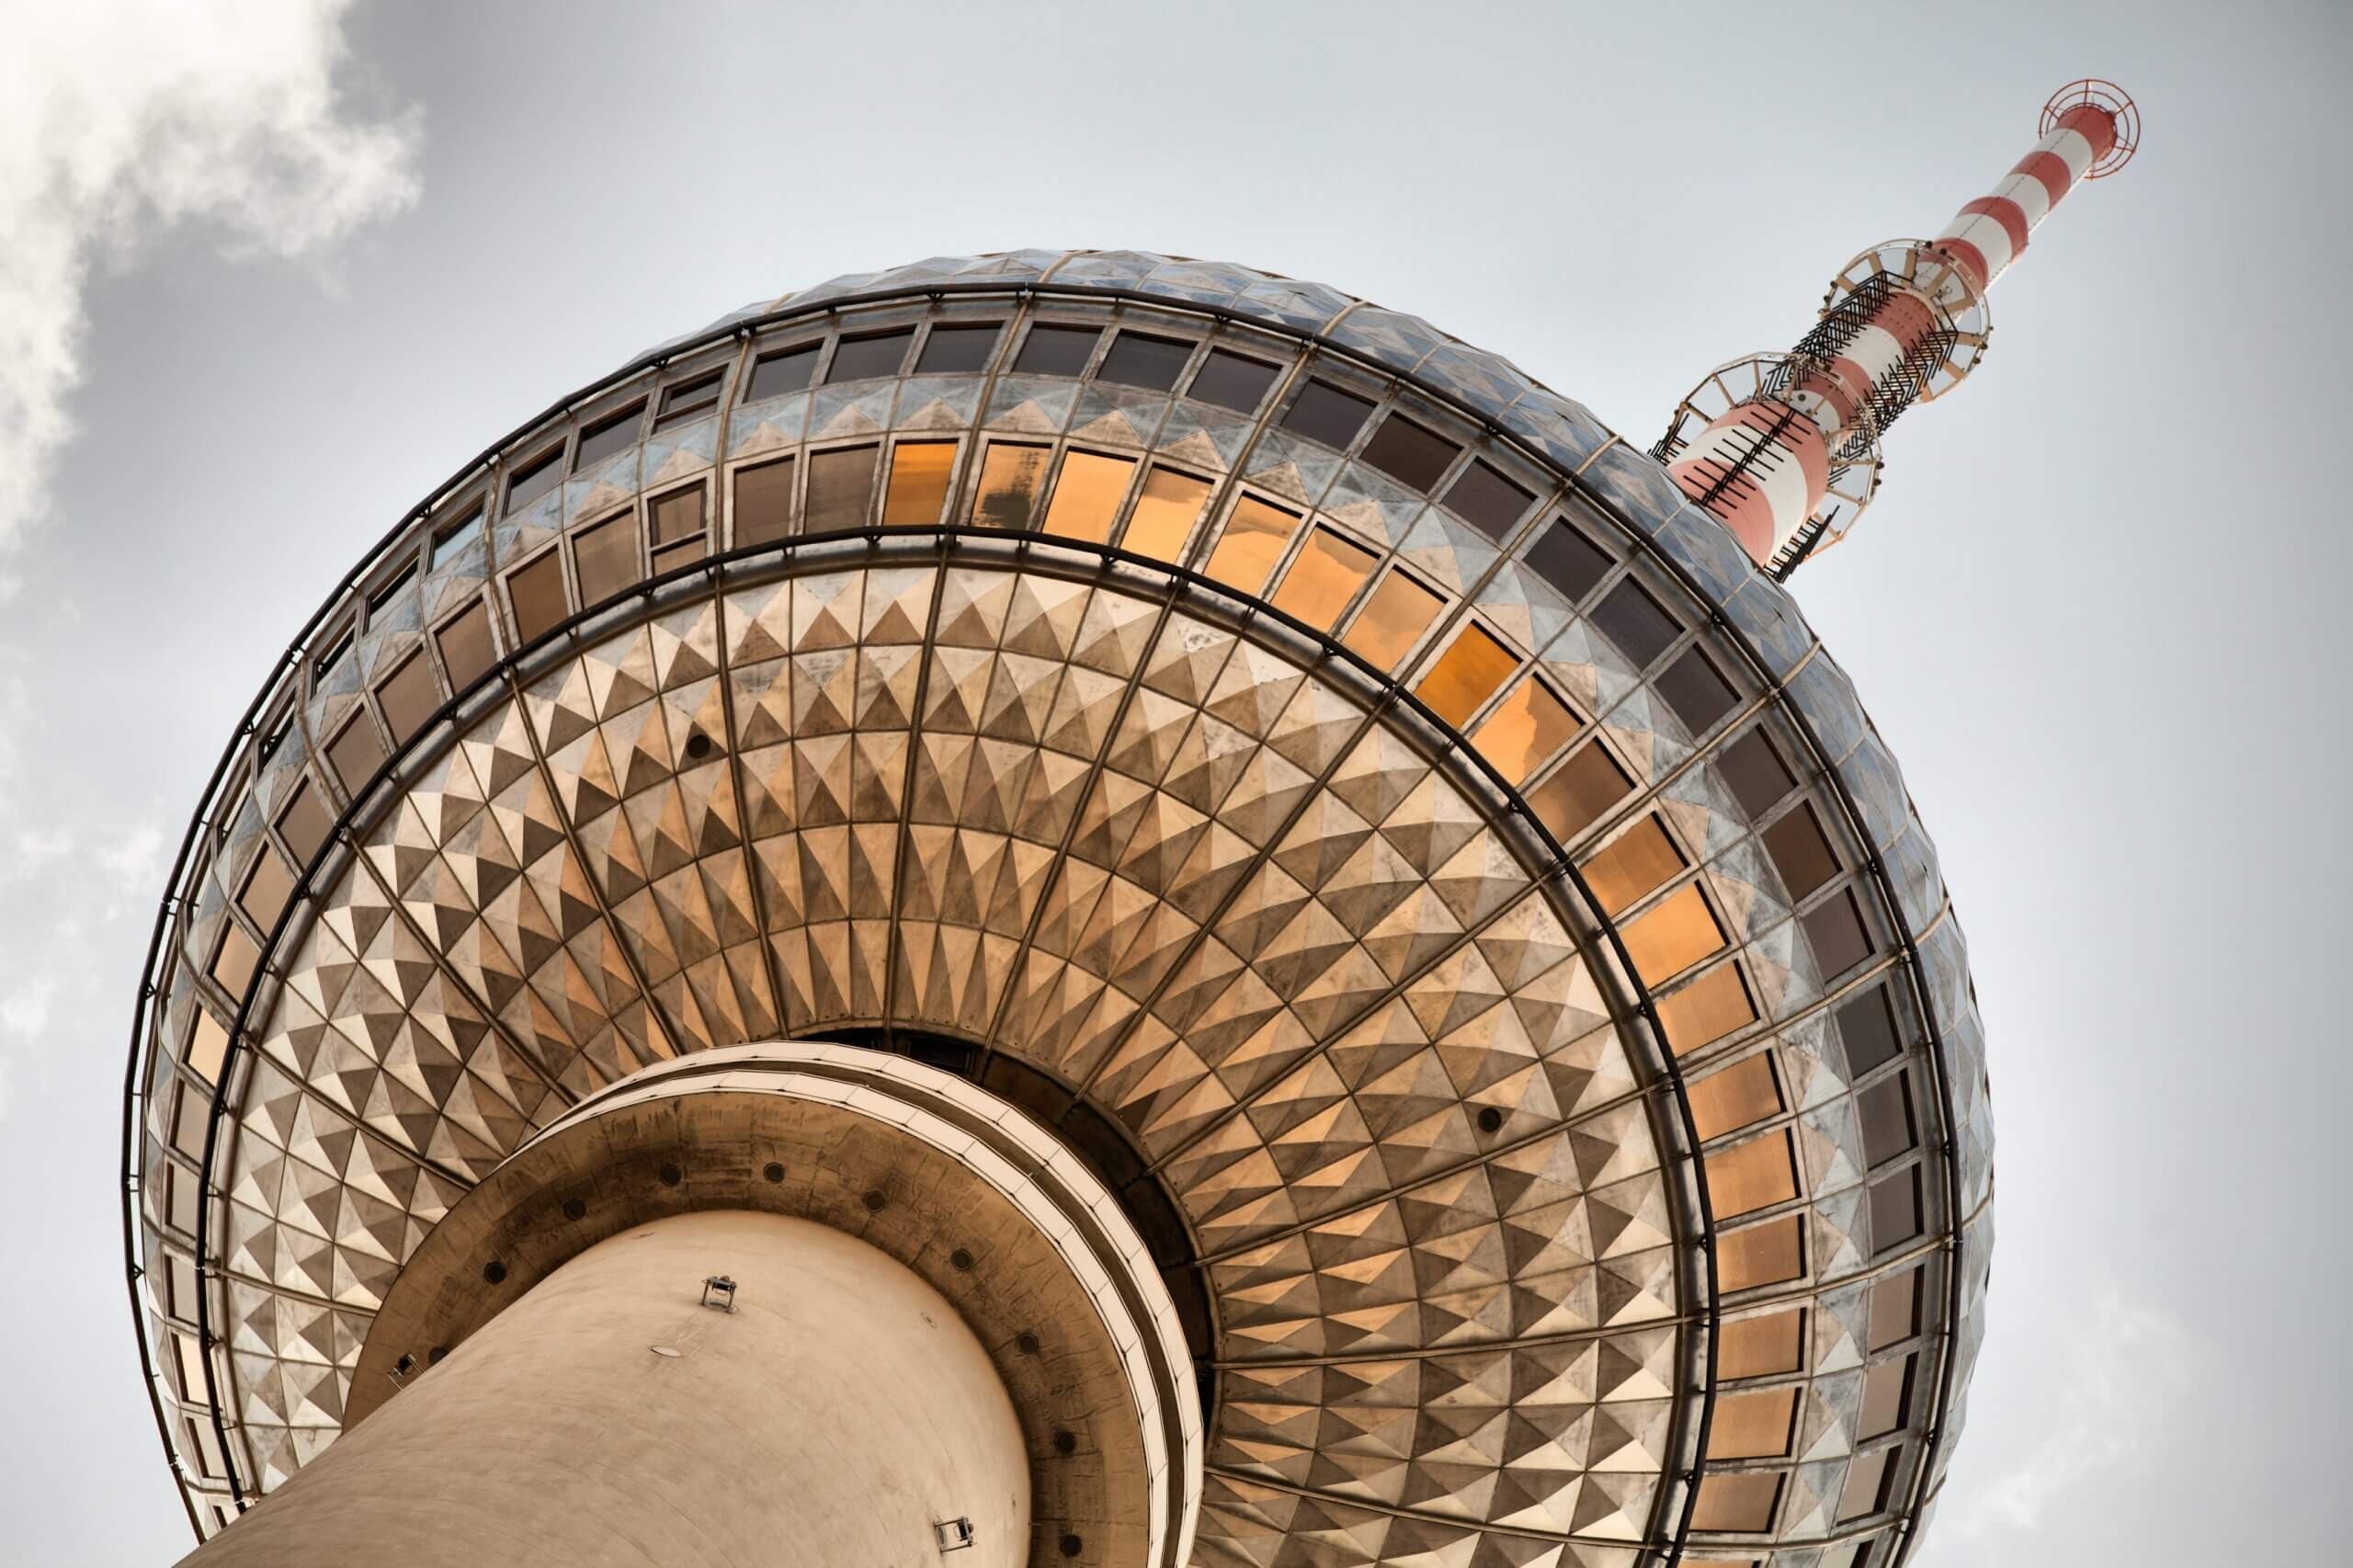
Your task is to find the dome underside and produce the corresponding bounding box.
[127,253,1994,1568]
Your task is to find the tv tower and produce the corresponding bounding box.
[1655,79,2140,576]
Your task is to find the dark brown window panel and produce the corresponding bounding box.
[436,602,497,693]
[655,369,723,428]
[1440,460,1535,540]
[733,457,796,546]
[1763,801,1840,900]
[1802,885,1873,978]
[504,444,564,513]
[326,713,386,797]
[1857,1071,1916,1166]
[1279,379,1374,449]
[1358,414,1460,494]
[1868,1166,1923,1252]
[507,551,569,644]
[1657,646,1737,733]
[573,402,644,472]
[826,328,915,384]
[1186,348,1279,414]
[572,513,640,608]
[1719,728,1796,818]
[915,324,1001,375]
[1592,576,1680,667]
[1096,331,1192,392]
[804,445,878,532]
[1526,518,1611,602]
[374,649,440,744]
[1836,984,1903,1076]
[275,779,333,866]
[745,344,821,402]
[1013,324,1099,377]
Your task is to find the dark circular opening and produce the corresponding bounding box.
[426,1346,447,1366]
[762,1161,785,1183]
[1477,1105,1504,1134]
[684,731,714,761]
[1059,1535,1083,1558]
[562,1197,586,1221]
[950,1247,974,1272]
[1051,1429,1076,1456]
[658,1163,683,1187]
[861,1188,887,1212]
[1016,1331,1040,1355]
[483,1260,507,1285]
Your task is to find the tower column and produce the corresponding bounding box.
[177,1210,1030,1568]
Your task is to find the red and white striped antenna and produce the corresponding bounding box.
[1654,80,2139,578]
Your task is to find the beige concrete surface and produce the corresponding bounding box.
[178,1210,1029,1567]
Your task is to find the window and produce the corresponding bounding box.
[1802,887,1873,977]
[312,629,352,686]
[374,648,440,744]
[1658,647,1737,733]
[1718,1306,1804,1379]
[972,444,1049,531]
[1838,1447,1899,1522]
[505,444,564,513]
[1857,1072,1915,1167]
[1412,624,1518,728]
[1527,742,1633,843]
[1470,675,1578,785]
[365,564,415,619]
[1268,526,1377,631]
[1187,347,1280,414]
[1691,1471,1781,1534]
[169,1081,209,1158]
[1868,1167,1922,1252]
[1041,451,1135,542]
[1120,466,1211,559]
[1718,1212,1804,1291]
[1719,729,1795,817]
[185,1011,231,1085]
[210,923,260,996]
[1707,1386,1798,1460]
[275,779,332,866]
[165,1252,200,1319]
[825,328,915,383]
[571,512,640,607]
[573,401,645,472]
[1359,414,1460,494]
[1655,963,1756,1055]
[1097,331,1192,392]
[1440,460,1534,540]
[237,849,296,931]
[915,323,1001,375]
[1859,1356,1913,1439]
[430,503,483,568]
[1620,881,1724,983]
[804,445,878,530]
[1013,324,1099,377]
[436,602,497,693]
[648,485,706,573]
[1339,569,1442,671]
[654,369,723,428]
[733,457,796,546]
[1279,379,1373,449]
[1704,1130,1799,1218]
[326,712,386,796]
[1527,519,1610,601]
[1870,1268,1920,1351]
[881,442,957,527]
[1836,985,1902,1076]
[1763,801,1840,900]
[1203,496,1300,593]
[1580,814,1684,916]
[746,343,821,402]
[1688,1053,1780,1141]
[1592,576,1681,667]
[507,550,569,643]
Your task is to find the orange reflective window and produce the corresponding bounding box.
[236,849,295,932]
[1657,962,1756,1055]
[881,441,956,526]
[1203,496,1299,592]
[1691,1471,1782,1534]
[1528,742,1633,843]
[1859,1355,1913,1439]
[1718,1213,1805,1291]
[1471,676,1579,784]
[1339,569,1442,671]
[1041,451,1137,543]
[1687,1052,1781,1141]
[1718,1306,1804,1379]
[1412,624,1517,729]
[1838,1446,1897,1522]
[210,924,260,996]
[185,1011,230,1085]
[972,443,1049,531]
[1121,466,1211,560]
[1581,814,1685,915]
[1269,525,1377,631]
[1704,1130,1799,1219]
[1707,1386,1799,1460]
[1620,881,1725,983]
[572,512,640,608]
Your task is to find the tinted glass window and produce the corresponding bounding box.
[1186,348,1279,413]
[275,779,332,866]
[915,324,1001,375]
[1121,467,1210,559]
[436,602,496,693]
[1802,887,1873,977]
[1440,460,1534,539]
[1097,331,1191,392]
[1527,742,1632,843]
[508,551,569,643]
[655,369,722,427]
[1526,518,1610,601]
[1657,647,1737,732]
[733,457,795,546]
[1202,496,1300,593]
[1412,624,1518,729]
[1836,984,1902,1076]
[326,713,386,797]
[1592,576,1680,667]
[1279,379,1373,449]
[1268,526,1377,632]
[237,848,295,931]
[1359,414,1460,493]
[430,504,483,568]
[1868,1167,1922,1252]
[1338,569,1442,673]
[972,444,1048,532]
[1858,1073,1915,1166]
[505,445,563,513]
[805,445,878,530]
[1719,728,1795,817]
[649,485,704,545]
[826,329,915,383]
[1014,324,1099,377]
[375,649,439,744]
[881,442,957,527]
[745,344,820,401]
[572,513,639,607]
[1762,801,1840,899]
[1040,451,1135,544]
[573,402,643,472]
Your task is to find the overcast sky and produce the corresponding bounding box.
[0,2,2344,1562]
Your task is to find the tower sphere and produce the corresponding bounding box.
[124,251,1993,1568]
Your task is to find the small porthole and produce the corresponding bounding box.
[950,1248,974,1272]
[1051,1429,1077,1456]
[483,1260,507,1285]
[762,1162,785,1184]
[862,1188,887,1212]
[562,1198,586,1221]
[659,1163,683,1187]
[1477,1106,1505,1134]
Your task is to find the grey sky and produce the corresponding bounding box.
[1,1,2344,1562]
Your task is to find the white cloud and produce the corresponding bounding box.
[0,0,423,556]
[1956,1290,2192,1538]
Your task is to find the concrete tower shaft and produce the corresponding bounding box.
[1657,80,2140,575]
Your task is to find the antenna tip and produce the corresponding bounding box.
[2042,79,2140,176]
